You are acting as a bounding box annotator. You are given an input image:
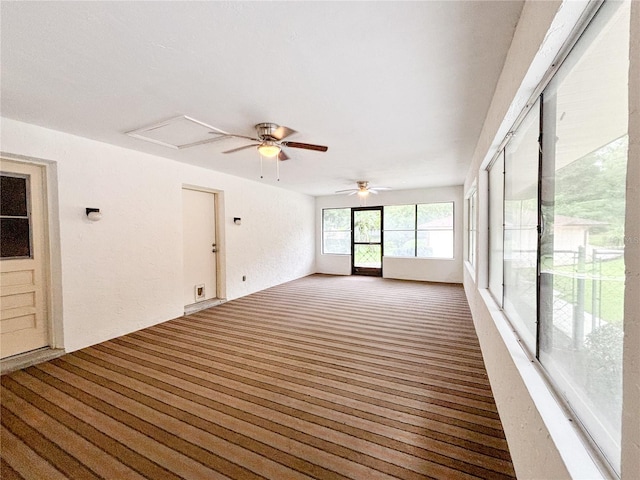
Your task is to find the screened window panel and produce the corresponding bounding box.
[417,203,453,227]
[353,244,382,268]
[503,99,540,352]
[384,230,415,257]
[417,230,453,258]
[323,208,350,231]
[417,202,454,259]
[353,210,381,243]
[323,231,350,255]
[384,205,415,230]
[322,208,351,254]
[488,153,504,305]
[467,191,477,266]
[539,1,629,472]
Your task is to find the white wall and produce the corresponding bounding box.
[464,0,640,479]
[621,2,640,478]
[1,117,316,353]
[315,186,463,283]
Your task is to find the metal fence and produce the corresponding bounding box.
[549,247,624,348]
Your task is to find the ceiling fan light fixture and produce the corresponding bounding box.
[357,189,369,197]
[257,141,281,158]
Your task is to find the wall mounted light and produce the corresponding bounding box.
[86,208,102,222]
[233,217,242,225]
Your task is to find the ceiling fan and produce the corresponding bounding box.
[336,181,391,197]
[214,122,328,161]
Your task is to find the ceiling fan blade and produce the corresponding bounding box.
[282,141,328,152]
[222,144,260,154]
[347,191,358,196]
[372,186,391,190]
[272,126,296,141]
[369,189,379,194]
[335,188,358,194]
[278,149,290,161]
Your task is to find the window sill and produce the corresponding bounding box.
[384,255,456,260]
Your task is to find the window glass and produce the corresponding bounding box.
[503,99,540,352]
[0,174,31,258]
[384,203,454,258]
[384,230,415,257]
[488,153,504,305]
[1,175,28,216]
[384,205,415,230]
[383,205,415,256]
[467,190,477,266]
[322,208,351,254]
[417,230,453,258]
[539,1,629,471]
[417,203,454,259]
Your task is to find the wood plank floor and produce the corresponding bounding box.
[1,274,516,479]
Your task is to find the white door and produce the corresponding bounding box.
[182,188,217,306]
[1,159,49,359]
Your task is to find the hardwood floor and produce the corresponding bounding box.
[1,274,516,479]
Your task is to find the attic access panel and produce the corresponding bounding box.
[126,115,230,150]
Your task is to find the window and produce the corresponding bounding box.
[539,1,628,471]
[384,202,453,259]
[503,99,540,352]
[0,174,32,258]
[488,152,504,305]
[417,203,453,258]
[383,205,415,257]
[486,1,629,472]
[467,189,477,266]
[322,208,351,254]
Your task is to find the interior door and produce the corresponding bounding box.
[182,188,217,306]
[352,207,383,276]
[1,159,49,359]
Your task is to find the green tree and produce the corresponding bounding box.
[554,136,627,243]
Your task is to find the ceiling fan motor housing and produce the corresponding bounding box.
[255,122,279,141]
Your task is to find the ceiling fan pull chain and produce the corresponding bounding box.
[260,153,264,179]
[276,155,280,182]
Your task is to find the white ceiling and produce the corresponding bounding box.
[1,1,524,196]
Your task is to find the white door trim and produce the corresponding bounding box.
[182,184,226,302]
[1,152,64,352]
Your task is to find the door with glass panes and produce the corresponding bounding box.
[1,159,50,358]
[351,207,383,276]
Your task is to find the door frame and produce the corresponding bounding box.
[351,206,383,277]
[1,153,62,354]
[181,185,226,302]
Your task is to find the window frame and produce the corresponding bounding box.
[483,1,629,473]
[466,188,477,267]
[383,202,454,259]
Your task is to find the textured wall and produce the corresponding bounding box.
[1,118,316,353]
